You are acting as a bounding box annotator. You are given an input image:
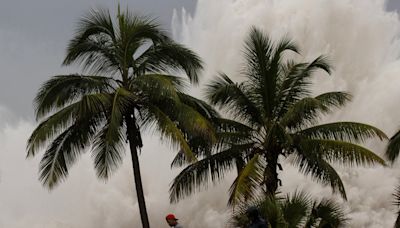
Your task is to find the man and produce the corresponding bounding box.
[165,213,183,228]
[246,206,267,228]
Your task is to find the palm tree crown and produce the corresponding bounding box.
[231,191,348,228]
[170,27,387,206]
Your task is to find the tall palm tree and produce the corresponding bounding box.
[230,191,348,228]
[26,8,213,228]
[169,27,387,206]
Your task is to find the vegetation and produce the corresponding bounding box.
[26,7,214,228]
[230,191,348,228]
[170,27,387,207]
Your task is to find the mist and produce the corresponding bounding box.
[1,0,400,227]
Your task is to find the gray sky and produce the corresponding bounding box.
[0,0,398,119]
[0,0,196,120]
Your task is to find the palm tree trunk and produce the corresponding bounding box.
[126,116,150,228]
[265,152,279,196]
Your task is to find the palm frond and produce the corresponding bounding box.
[206,73,262,125]
[315,92,352,109]
[280,97,328,129]
[387,130,400,163]
[141,104,196,162]
[280,91,351,130]
[135,41,203,84]
[131,73,185,101]
[300,139,385,167]
[275,57,333,117]
[28,92,111,157]
[300,122,387,143]
[34,75,114,120]
[169,143,253,203]
[91,89,129,179]
[177,92,220,120]
[39,119,97,189]
[310,199,348,228]
[292,149,347,199]
[281,191,310,228]
[394,184,400,228]
[63,8,121,74]
[228,154,264,207]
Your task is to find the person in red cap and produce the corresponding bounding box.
[165,213,183,228]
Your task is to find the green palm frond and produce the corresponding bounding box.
[308,199,348,228]
[28,92,111,157]
[228,154,264,206]
[300,139,385,167]
[131,73,186,101]
[91,89,130,179]
[387,130,400,163]
[315,92,352,109]
[34,75,114,120]
[27,103,77,157]
[39,119,97,189]
[280,92,351,130]
[135,42,203,84]
[141,104,196,162]
[281,191,310,228]
[169,143,253,203]
[275,56,332,116]
[177,92,220,120]
[292,149,347,199]
[230,191,347,228]
[280,97,328,129]
[206,73,262,125]
[300,122,387,143]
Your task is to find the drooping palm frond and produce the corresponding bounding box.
[34,75,114,120]
[228,154,265,206]
[28,93,112,157]
[300,122,387,143]
[300,139,385,167]
[39,118,98,189]
[91,89,129,179]
[140,103,196,162]
[292,147,347,199]
[169,143,255,203]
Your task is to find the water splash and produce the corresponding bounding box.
[172,0,400,227]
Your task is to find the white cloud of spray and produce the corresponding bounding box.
[171,0,400,227]
[2,0,400,227]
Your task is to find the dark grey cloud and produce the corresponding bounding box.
[0,0,196,120]
[387,0,400,11]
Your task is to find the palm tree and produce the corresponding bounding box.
[386,133,400,228]
[169,27,387,206]
[26,8,213,228]
[230,191,348,228]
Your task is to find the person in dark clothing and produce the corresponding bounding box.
[246,206,268,228]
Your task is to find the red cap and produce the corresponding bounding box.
[166,214,178,220]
